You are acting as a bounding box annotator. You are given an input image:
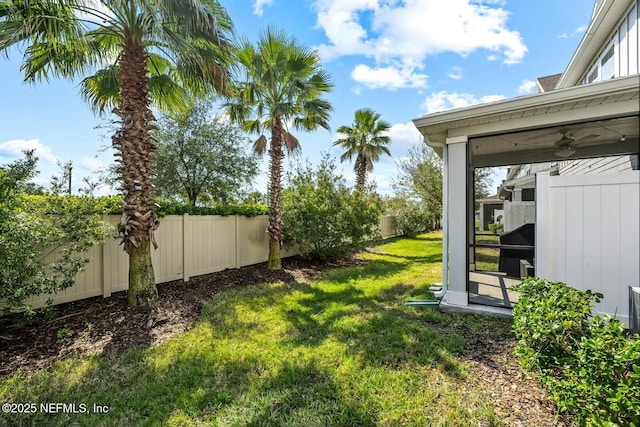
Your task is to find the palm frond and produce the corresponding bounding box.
[79,65,119,114]
[283,132,300,154]
[253,135,267,155]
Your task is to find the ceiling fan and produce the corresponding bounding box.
[552,131,600,157]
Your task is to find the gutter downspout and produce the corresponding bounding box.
[429,140,448,298]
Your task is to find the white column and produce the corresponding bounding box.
[535,171,550,279]
[444,136,468,306]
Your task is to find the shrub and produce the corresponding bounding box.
[512,278,640,426]
[396,202,432,237]
[488,222,503,235]
[281,155,381,260]
[154,199,267,217]
[1,154,112,313]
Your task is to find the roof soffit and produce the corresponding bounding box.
[412,75,640,143]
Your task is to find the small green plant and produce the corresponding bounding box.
[56,327,71,345]
[488,222,503,235]
[512,277,640,426]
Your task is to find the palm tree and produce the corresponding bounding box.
[333,108,391,189]
[0,0,233,306]
[226,27,333,270]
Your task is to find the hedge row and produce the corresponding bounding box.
[23,195,268,217]
[512,278,640,426]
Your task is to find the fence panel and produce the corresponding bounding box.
[237,215,270,267]
[19,214,397,309]
[185,215,238,279]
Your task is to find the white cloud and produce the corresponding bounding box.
[253,0,273,16]
[78,157,105,172]
[351,64,428,89]
[518,79,537,95]
[313,0,527,90]
[0,139,58,164]
[448,66,463,80]
[422,91,505,114]
[387,122,422,149]
[559,25,588,39]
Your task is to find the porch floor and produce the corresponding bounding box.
[469,271,521,308]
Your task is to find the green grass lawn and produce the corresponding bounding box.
[0,233,513,427]
[475,232,500,271]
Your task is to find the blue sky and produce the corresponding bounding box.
[0,0,596,197]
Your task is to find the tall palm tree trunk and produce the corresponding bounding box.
[355,153,367,189]
[266,116,284,270]
[112,29,159,306]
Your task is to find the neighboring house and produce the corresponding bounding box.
[412,0,639,325]
[477,195,503,231]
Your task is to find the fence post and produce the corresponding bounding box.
[235,215,241,268]
[183,213,190,282]
[101,214,112,298]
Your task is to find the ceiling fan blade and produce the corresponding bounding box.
[572,134,600,146]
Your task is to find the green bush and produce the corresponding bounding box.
[396,202,432,237]
[25,194,124,215]
[281,155,381,261]
[512,278,640,426]
[488,222,503,235]
[1,155,112,313]
[154,199,267,217]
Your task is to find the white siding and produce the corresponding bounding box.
[581,0,639,83]
[559,155,637,175]
[536,171,640,325]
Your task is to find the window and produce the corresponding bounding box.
[581,37,617,84]
[600,43,615,79]
[586,65,599,83]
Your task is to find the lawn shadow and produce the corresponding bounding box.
[282,281,464,377]
[224,360,377,427]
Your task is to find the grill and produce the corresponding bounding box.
[498,223,535,277]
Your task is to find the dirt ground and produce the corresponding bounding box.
[0,256,574,426]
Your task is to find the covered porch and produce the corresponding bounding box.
[412,75,640,321]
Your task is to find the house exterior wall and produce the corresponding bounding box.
[581,0,638,83]
[536,171,640,325]
[559,155,638,174]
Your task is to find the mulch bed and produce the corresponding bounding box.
[0,255,573,426]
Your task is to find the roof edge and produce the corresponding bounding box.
[412,74,639,130]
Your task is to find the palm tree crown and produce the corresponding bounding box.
[1,0,234,306]
[333,108,391,189]
[225,27,333,270]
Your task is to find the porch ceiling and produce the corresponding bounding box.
[412,75,640,167]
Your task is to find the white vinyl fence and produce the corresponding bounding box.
[26,215,398,308]
[536,171,640,326]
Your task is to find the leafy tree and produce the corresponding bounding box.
[49,160,72,195]
[333,108,391,189]
[0,152,111,313]
[1,0,234,306]
[154,101,258,206]
[394,144,443,226]
[226,27,333,270]
[473,167,493,209]
[281,154,380,260]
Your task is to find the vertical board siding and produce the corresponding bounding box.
[22,214,398,309]
[629,2,639,75]
[542,172,639,324]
